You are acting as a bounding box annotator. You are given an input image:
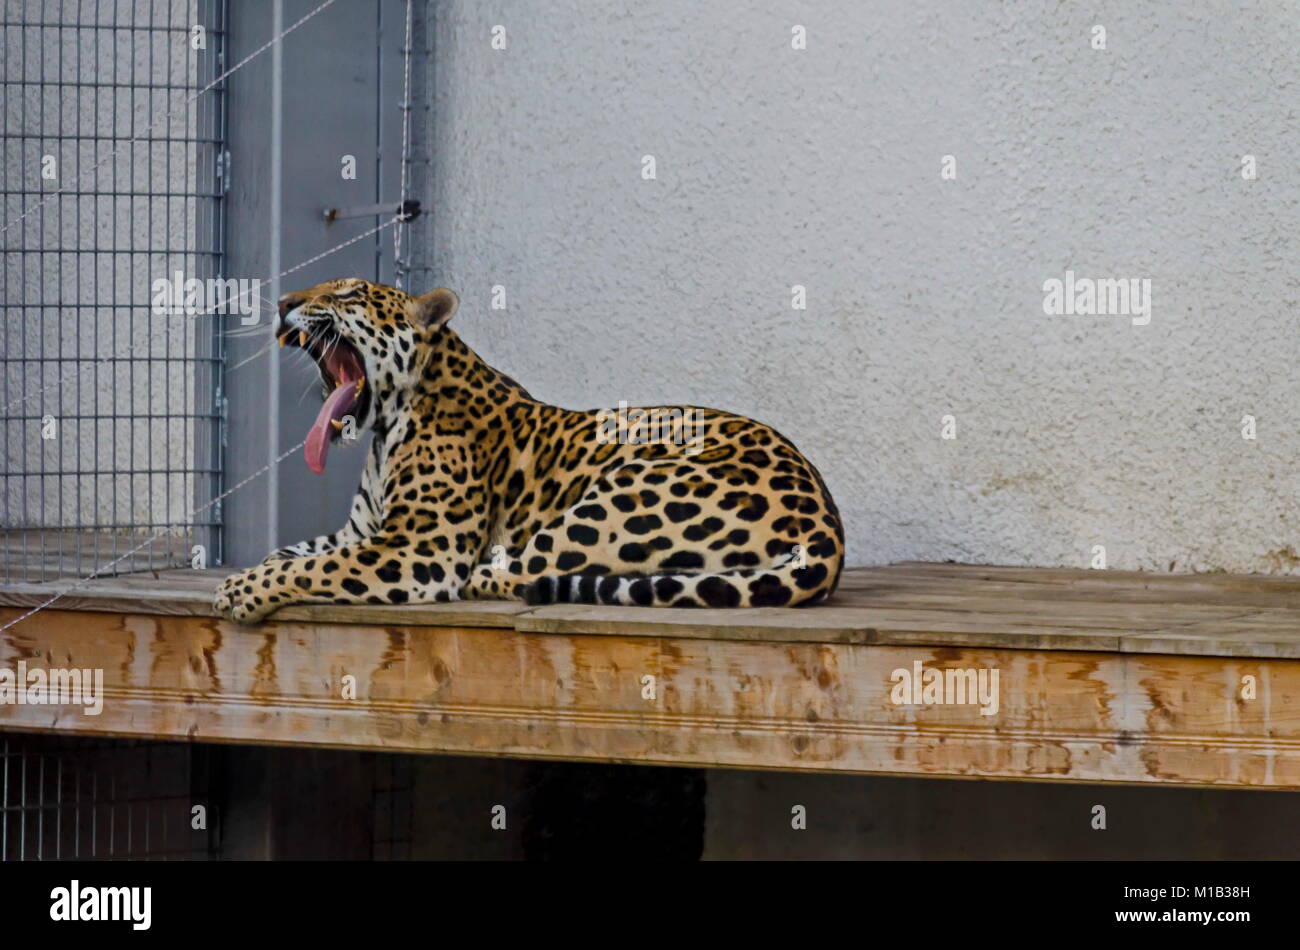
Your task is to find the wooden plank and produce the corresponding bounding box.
[836,591,1264,628]
[0,569,530,628]
[1,606,1296,789]
[4,563,1300,655]
[850,567,1300,609]
[270,601,529,627]
[514,604,1130,651]
[1121,612,1300,659]
[887,561,1300,594]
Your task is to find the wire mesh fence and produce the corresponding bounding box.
[0,733,216,860]
[397,0,432,294]
[0,0,228,583]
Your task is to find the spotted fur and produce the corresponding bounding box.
[213,278,844,623]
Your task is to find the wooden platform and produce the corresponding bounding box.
[1,563,1298,789]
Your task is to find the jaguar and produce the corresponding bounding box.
[212,278,844,623]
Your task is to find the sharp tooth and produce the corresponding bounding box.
[356,378,365,393]
[330,419,344,431]
[278,333,287,348]
[299,331,308,346]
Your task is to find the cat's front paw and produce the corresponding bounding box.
[212,565,280,624]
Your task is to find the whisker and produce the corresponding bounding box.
[296,374,322,406]
[225,339,275,373]
[221,323,272,339]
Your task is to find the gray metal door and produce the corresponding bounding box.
[220,0,417,567]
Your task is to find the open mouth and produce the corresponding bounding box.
[279,327,371,475]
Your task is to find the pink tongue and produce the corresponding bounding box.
[305,381,361,475]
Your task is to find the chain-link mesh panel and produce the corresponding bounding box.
[0,0,228,581]
[0,733,216,860]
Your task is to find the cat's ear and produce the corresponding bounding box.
[407,288,459,331]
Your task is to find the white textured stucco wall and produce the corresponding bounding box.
[420,0,1300,573]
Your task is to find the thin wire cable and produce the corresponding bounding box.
[1,216,401,414]
[393,0,414,289]
[0,438,309,634]
[0,0,340,237]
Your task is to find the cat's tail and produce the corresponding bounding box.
[521,547,841,609]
